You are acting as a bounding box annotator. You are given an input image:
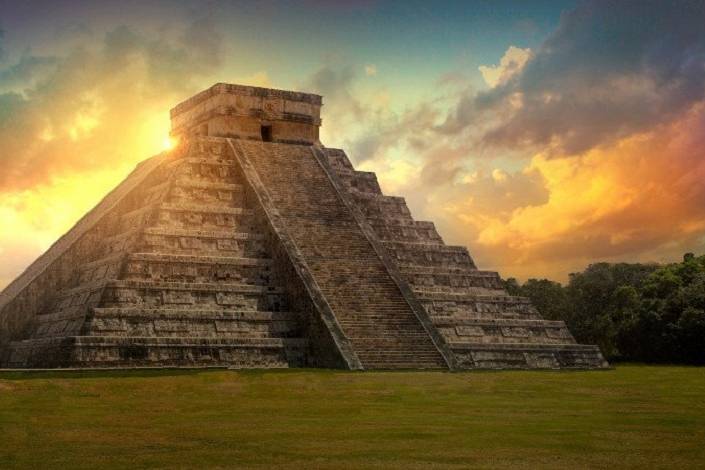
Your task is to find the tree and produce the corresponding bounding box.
[506,254,705,364]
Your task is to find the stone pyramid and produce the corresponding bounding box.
[0,83,607,369]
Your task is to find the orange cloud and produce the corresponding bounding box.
[421,102,705,280]
[0,19,223,289]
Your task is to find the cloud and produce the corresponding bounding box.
[0,18,223,193]
[306,64,364,119]
[444,0,705,155]
[340,1,705,280]
[305,63,414,164]
[428,102,705,280]
[0,29,5,62]
[238,71,272,88]
[478,46,531,88]
[0,17,226,289]
[365,64,377,76]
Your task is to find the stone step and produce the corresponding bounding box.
[450,342,600,352]
[365,217,437,230]
[121,253,276,285]
[91,307,294,321]
[36,314,300,340]
[104,279,284,294]
[333,173,384,196]
[449,342,607,369]
[356,352,445,359]
[356,349,446,357]
[69,335,306,348]
[127,253,272,266]
[85,315,300,338]
[434,318,567,328]
[35,306,296,326]
[142,227,263,241]
[337,321,427,329]
[386,245,477,269]
[139,228,266,258]
[322,148,354,170]
[159,203,251,216]
[100,279,287,312]
[174,157,236,167]
[352,195,413,219]
[398,264,484,275]
[414,291,523,303]
[360,362,444,370]
[172,179,243,191]
[171,160,239,185]
[370,224,444,244]
[153,202,253,230]
[3,335,307,368]
[359,360,446,367]
[356,356,446,368]
[347,333,439,342]
[351,193,406,204]
[123,254,271,274]
[352,348,444,358]
[404,270,504,290]
[167,174,244,198]
[413,286,505,297]
[443,332,576,345]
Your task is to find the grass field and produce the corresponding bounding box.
[1,365,704,469]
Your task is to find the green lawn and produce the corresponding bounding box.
[0,365,703,469]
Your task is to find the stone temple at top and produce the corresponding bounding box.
[0,83,607,369]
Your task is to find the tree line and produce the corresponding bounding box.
[505,253,705,364]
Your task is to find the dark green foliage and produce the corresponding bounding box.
[505,278,570,321]
[506,253,705,364]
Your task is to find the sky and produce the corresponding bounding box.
[0,0,704,289]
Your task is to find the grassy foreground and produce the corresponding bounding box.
[0,365,703,469]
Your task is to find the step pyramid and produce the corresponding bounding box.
[0,83,607,369]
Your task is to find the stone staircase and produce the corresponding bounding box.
[323,147,607,369]
[231,140,448,370]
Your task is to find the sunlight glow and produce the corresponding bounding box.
[162,136,176,151]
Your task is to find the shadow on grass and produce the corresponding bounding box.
[0,365,626,381]
[0,367,213,381]
[0,366,360,381]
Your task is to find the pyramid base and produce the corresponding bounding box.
[2,336,307,369]
[450,343,609,369]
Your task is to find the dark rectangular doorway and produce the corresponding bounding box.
[261,125,272,142]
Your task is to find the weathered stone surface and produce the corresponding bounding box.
[0,83,607,369]
[170,83,322,145]
[230,140,450,370]
[323,147,607,369]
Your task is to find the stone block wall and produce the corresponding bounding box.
[170,83,322,145]
[0,138,310,368]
